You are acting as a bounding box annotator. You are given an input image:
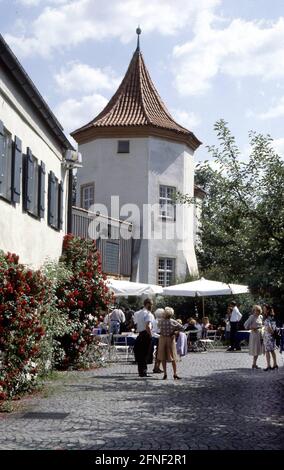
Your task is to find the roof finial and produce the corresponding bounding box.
[136,26,141,50]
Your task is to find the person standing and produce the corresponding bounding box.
[244,305,264,369]
[263,304,278,371]
[124,308,135,332]
[176,319,188,358]
[133,298,154,377]
[225,307,232,342]
[152,308,164,374]
[157,307,184,380]
[109,306,126,334]
[227,301,242,351]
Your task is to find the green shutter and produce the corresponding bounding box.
[58,181,64,230]
[39,161,46,218]
[0,120,4,194]
[48,171,56,227]
[12,136,22,203]
[54,177,59,228]
[48,172,54,226]
[25,147,34,211]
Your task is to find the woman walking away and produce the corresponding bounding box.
[157,307,184,380]
[263,304,278,371]
[176,320,188,359]
[244,305,264,370]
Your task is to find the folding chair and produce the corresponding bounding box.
[95,334,111,361]
[213,331,224,347]
[112,334,132,361]
[197,336,215,351]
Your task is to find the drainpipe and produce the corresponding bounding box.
[67,168,73,234]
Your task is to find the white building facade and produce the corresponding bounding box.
[72,38,202,286]
[0,35,74,268]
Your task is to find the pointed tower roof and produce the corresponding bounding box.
[71,36,201,150]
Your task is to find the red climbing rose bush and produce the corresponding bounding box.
[0,251,48,401]
[0,235,112,402]
[55,234,113,369]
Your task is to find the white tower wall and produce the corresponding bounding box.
[77,135,198,284]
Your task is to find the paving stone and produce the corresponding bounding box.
[0,351,283,450]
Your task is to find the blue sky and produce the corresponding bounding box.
[1,0,284,162]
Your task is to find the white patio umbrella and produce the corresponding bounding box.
[162,277,249,315]
[106,279,163,297]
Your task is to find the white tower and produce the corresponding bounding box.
[71,30,201,285]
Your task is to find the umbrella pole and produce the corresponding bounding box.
[202,297,205,316]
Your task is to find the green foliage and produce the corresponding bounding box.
[195,120,284,321]
[39,260,73,372]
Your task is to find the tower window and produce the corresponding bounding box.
[117,140,130,153]
[158,257,175,287]
[159,185,176,220]
[81,183,95,210]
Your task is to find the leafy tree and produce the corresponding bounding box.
[194,120,284,319]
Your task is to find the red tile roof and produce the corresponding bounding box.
[71,48,201,150]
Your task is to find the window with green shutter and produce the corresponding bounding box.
[48,171,63,231]
[12,136,22,203]
[0,121,13,202]
[23,148,40,217]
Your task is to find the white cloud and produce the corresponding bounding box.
[55,93,108,132]
[55,62,121,94]
[17,0,68,5]
[17,0,40,5]
[173,16,284,95]
[5,0,220,58]
[257,96,284,120]
[245,109,254,119]
[171,108,201,129]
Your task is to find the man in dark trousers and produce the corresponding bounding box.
[133,298,154,377]
[227,301,242,351]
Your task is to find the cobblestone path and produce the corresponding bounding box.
[0,351,283,450]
